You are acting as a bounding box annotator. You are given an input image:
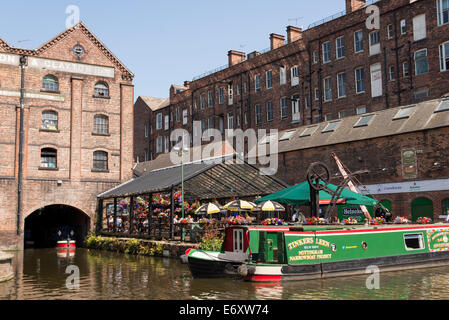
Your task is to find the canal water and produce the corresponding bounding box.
[1,249,449,300]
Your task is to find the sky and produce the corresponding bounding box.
[0,0,344,100]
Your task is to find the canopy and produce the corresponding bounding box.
[255,181,378,207]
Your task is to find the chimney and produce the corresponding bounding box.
[183,81,191,88]
[286,26,303,44]
[345,0,366,13]
[270,33,285,50]
[228,50,246,66]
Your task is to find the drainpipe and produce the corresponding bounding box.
[17,55,26,236]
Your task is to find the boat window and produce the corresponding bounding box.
[404,233,425,250]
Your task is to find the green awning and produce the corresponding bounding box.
[255,181,378,207]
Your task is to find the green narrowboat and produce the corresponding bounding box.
[237,223,449,282]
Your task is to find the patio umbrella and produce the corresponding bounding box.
[255,200,285,212]
[255,181,378,207]
[224,200,255,211]
[195,203,223,215]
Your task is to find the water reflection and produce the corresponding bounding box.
[1,249,449,300]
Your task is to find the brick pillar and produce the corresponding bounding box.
[70,76,83,181]
[270,33,285,50]
[120,82,134,182]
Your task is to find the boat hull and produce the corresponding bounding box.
[187,256,242,278]
[241,250,449,282]
[56,240,76,249]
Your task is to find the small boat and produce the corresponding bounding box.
[56,240,76,249]
[237,223,449,282]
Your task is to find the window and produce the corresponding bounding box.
[440,41,449,71]
[442,198,449,216]
[413,15,427,41]
[435,99,449,112]
[93,115,109,135]
[337,73,346,98]
[164,115,169,131]
[338,111,347,119]
[400,19,407,35]
[183,109,188,125]
[292,95,300,122]
[164,136,170,153]
[354,30,364,53]
[255,104,262,125]
[314,88,320,101]
[228,85,233,105]
[42,75,58,92]
[156,113,163,130]
[323,77,332,102]
[255,75,261,92]
[93,151,108,170]
[322,120,341,133]
[266,101,274,122]
[208,117,214,129]
[208,91,214,107]
[355,68,365,94]
[279,130,295,141]
[41,110,58,131]
[227,112,234,129]
[403,62,410,77]
[437,0,449,26]
[356,106,367,115]
[175,108,180,122]
[312,51,318,64]
[322,41,331,63]
[393,106,416,120]
[389,66,396,81]
[219,87,225,104]
[300,125,318,137]
[415,87,429,99]
[280,98,288,119]
[369,31,381,55]
[325,114,333,121]
[280,66,287,85]
[415,49,429,75]
[201,119,206,133]
[354,114,374,127]
[41,148,57,168]
[304,96,309,110]
[291,66,299,86]
[94,82,109,97]
[336,36,345,59]
[200,93,206,109]
[404,234,425,250]
[266,70,273,89]
[236,84,241,96]
[387,25,393,39]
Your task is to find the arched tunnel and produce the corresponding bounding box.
[24,205,91,249]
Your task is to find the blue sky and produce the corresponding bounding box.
[0,0,344,100]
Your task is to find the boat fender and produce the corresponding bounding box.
[180,254,189,264]
[238,265,256,277]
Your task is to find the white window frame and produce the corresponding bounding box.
[228,85,233,105]
[354,30,364,53]
[255,104,262,125]
[413,14,427,41]
[280,66,287,85]
[440,41,449,71]
[415,48,429,75]
[219,87,225,104]
[291,66,299,86]
[156,136,163,153]
[255,75,261,92]
[266,70,273,89]
[387,24,393,39]
[266,101,274,122]
[280,97,288,119]
[208,90,214,107]
[322,41,331,63]
[323,77,332,102]
[336,36,345,59]
[227,112,234,129]
[164,115,169,131]
[291,95,300,122]
[355,67,365,94]
[403,62,410,77]
[369,30,381,56]
[337,73,347,98]
[182,109,188,125]
[437,0,449,26]
[156,113,163,130]
[400,19,407,35]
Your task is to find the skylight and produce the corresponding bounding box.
[354,114,374,128]
[322,120,341,133]
[435,99,449,113]
[300,126,318,137]
[279,130,296,141]
[393,106,416,120]
[259,134,277,144]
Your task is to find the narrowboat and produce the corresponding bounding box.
[237,223,449,282]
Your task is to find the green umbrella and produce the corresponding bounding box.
[255,181,378,207]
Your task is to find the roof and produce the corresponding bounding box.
[250,97,449,156]
[0,22,134,80]
[139,96,170,111]
[99,156,288,201]
[134,140,237,176]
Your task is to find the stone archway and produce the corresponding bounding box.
[24,204,91,249]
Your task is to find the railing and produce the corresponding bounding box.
[192,63,229,81]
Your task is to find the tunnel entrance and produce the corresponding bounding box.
[24,205,91,249]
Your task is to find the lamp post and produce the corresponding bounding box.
[173,139,189,242]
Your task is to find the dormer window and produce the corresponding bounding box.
[94,82,109,98]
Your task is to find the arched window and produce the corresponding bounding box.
[93,115,109,135]
[42,75,59,92]
[442,198,449,216]
[93,151,108,170]
[41,110,58,131]
[41,148,57,168]
[94,82,109,97]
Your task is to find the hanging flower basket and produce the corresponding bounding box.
[262,218,284,226]
[224,216,248,225]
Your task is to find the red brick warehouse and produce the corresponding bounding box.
[0,22,134,250]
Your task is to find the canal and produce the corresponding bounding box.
[1,249,449,300]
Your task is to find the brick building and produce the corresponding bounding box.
[0,22,134,250]
[135,0,449,161]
